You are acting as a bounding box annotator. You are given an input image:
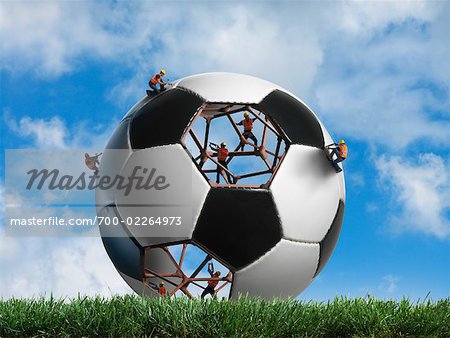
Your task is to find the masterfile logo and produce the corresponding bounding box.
[26,166,170,196]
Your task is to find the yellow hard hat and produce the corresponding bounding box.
[159,281,164,285]
[160,69,166,75]
[244,112,250,117]
[339,139,345,144]
[215,271,221,276]
[220,142,227,147]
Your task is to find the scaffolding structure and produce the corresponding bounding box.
[182,103,289,188]
[140,104,291,298]
[142,242,233,298]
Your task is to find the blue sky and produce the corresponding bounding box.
[0,1,449,300]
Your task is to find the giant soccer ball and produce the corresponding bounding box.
[96,72,345,299]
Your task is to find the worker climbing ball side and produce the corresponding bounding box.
[326,139,348,173]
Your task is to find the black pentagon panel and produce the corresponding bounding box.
[314,200,345,277]
[105,118,131,150]
[99,205,143,280]
[193,188,282,270]
[259,90,324,148]
[130,88,205,149]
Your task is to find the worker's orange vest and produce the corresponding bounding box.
[243,118,253,131]
[150,74,161,84]
[158,287,167,295]
[339,144,348,159]
[218,148,228,161]
[208,279,219,288]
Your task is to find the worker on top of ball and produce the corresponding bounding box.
[147,69,167,95]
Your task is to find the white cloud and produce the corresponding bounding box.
[314,1,450,149]
[152,4,327,93]
[124,1,449,149]
[376,153,450,239]
[0,183,3,216]
[2,1,449,149]
[4,112,117,149]
[0,113,125,298]
[0,183,125,298]
[109,2,332,105]
[365,202,379,213]
[6,114,68,148]
[0,180,132,298]
[0,235,132,298]
[340,1,435,35]
[0,2,143,77]
[379,274,400,294]
[0,232,19,260]
[68,119,119,150]
[354,275,402,298]
[0,187,20,260]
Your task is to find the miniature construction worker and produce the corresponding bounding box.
[210,141,232,184]
[201,262,221,299]
[327,139,348,172]
[147,69,167,95]
[237,112,258,150]
[84,152,102,175]
[158,281,167,297]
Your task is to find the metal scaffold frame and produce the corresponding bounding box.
[181,103,290,188]
[142,242,233,298]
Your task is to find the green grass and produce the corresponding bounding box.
[0,295,448,337]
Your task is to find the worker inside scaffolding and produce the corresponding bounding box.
[143,243,233,299]
[183,103,288,187]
